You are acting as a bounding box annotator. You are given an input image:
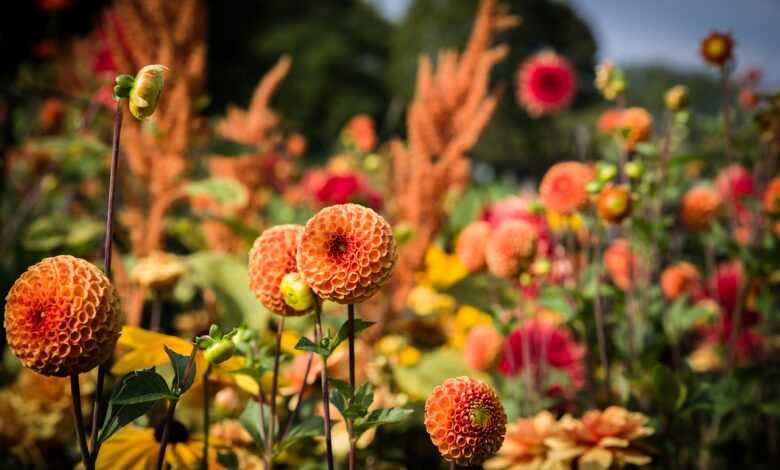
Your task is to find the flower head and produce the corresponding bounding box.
[486,220,539,278]
[498,318,585,395]
[455,221,491,272]
[595,62,626,100]
[4,256,122,377]
[517,51,577,117]
[715,164,755,215]
[681,185,722,230]
[483,411,561,470]
[617,107,653,151]
[546,407,654,469]
[764,176,780,214]
[700,31,734,66]
[661,262,705,301]
[297,204,397,303]
[665,85,689,112]
[604,239,637,291]
[249,225,310,316]
[597,108,623,135]
[128,64,168,120]
[343,114,377,152]
[540,162,595,214]
[130,251,187,294]
[464,325,503,371]
[424,376,507,466]
[596,185,632,223]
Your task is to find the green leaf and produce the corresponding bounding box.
[394,348,492,400]
[111,369,175,405]
[275,417,325,452]
[329,388,348,415]
[342,383,374,420]
[331,318,375,353]
[240,400,269,450]
[537,286,577,321]
[328,379,352,399]
[294,336,329,356]
[443,274,516,312]
[165,345,197,395]
[651,364,687,412]
[216,451,240,470]
[98,370,170,444]
[353,408,413,435]
[186,177,248,208]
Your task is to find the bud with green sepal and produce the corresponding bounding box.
[129,64,168,120]
[196,324,238,365]
[280,272,315,313]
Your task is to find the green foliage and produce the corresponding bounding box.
[394,349,491,401]
[295,318,375,358]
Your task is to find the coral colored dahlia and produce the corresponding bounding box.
[485,220,539,278]
[764,176,780,214]
[424,376,507,466]
[617,107,653,151]
[603,239,637,291]
[4,255,122,377]
[483,411,561,470]
[297,203,397,303]
[661,262,704,301]
[539,161,595,214]
[248,224,309,316]
[681,185,722,230]
[456,221,491,272]
[517,51,577,117]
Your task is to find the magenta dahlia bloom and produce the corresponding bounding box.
[715,164,755,219]
[516,51,577,117]
[498,318,585,395]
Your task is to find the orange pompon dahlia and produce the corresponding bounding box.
[516,51,577,117]
[763,175,780,214]
[603,239,636,291]
[546,407,654,469]
[486,220,539,278]
[597,108,623,135]
[4,255,122,377]
[681,185,722,230]
[617,107,653,151]
[596,185,632,224]
[344,114,377,152]
[248,224,309,316]
[540,162,595,214]
[483,411,561,470]
[425,376,507,466]
[456,221,491,272]
[297,203,397,303]
[700,31,734,67]
[464,325,503,371]
[661,262,704,301]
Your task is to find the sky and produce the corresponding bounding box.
[372,0,780,86]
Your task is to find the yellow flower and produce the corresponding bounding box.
[398,346,422,366]
[407,285,457,316]
[447,305,492,349]
[112,326,259,395]
[417,244,468,289]
[96,425,223,470]
[281,330,300,355]
[546,211,584,234]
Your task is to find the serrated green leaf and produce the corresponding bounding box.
[164,344,197,396]
[651,364,687,411]
[275,417,325,453]
[240,400,269,450]
[111,369,175,405]
[331,318,375,353]
[294,336,328,356]
[98,369,169,444]
[353,408,413,435]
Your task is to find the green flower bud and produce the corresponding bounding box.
[129,64,168,120]
[587,180,604,195]
[280,272,315,313]
[625,161,644,180]
[596,163,617,182]
[393,223,414,246]
[204,338,236,365]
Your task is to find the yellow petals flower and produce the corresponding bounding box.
[484,411,565,470]
[407,285,457,316]
[398,346,422,366]
[447,305,493,349]
[417,244,468,289]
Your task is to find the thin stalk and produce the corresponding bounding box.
[202,365,212,470]
[267,316,286,467]
[155,399,179,470]
[71,375,94,470]
[315,303,335,470]
[449,461,455,470]
[720,66,734,163]
[347,303,357,470]
[282,352,314,439]
[150,296,162,332]
[592,227,610,385]
[90,97,124,463]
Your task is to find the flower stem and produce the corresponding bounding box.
[315,303,335,470]
[155,399,179,470]
[449,461,456,470]
[592,226,610,386]
[150,296,162,332]
[347,303,357,470]
[202,365,212,470]
[281,352,314,439]
[267,316,286,468]
[70,375,94,470]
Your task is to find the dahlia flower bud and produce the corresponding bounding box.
[539,161,595,214]
[424,377,506,466]
[128,64,168,120]
[204,338,236,365]
[455,221,491,272]
[596,185,632,224]
[763,176,780,214]
[618,107,653,151]
[485,220,538,278]
[4,255,122,377]
[595,62,626,100]
[625,160,645,180]
[661,262,703,301]
[665,85,689,112]
[700,32,734,67]
[596,162,617,183]
[681,185,722,230]
[279,272,315,313]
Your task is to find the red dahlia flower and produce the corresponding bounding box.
[517,51,577,117]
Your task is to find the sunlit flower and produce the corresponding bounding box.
[700,31,734,67]
[681,185,722,230]
[131,251,187,294]
[484,411,563,470]
[448,305,494,349]
[425,377,507,466]
[297,204,397,303]
[687,342,722,373]
[456,221,491,272]
[603,239,637,291]
[595,62,626,100]
[715,164,755,217]
[763,175,780,214]
[248,225,309,316]
[596,185,632,224]
[597,108,623,135]
[498,318,585,395]
[617,107,653,151]
[486,220,539,278]
[661,262,704,301]
[464,325,503,371]
[343,114,377,152]
[517,51,577,117]
[481,197,552,257]
[417,244,469,289]
[4,255,122,376]
[546,407,654,469]
[540,162,595,214]
[96,424,224,470]
[407,285,457,317]
[665,85,689,112]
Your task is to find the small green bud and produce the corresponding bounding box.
[528,200,545,214]
[204,338,236,365]
[596,163,617,182]
[115,74,135,88]
[280,272,315,313]
[531,258,551,276]
[393,223,414,246]
[625,161,644,180]
[587,180,604,195]
[129,64,168,120]
[209,324,222,339]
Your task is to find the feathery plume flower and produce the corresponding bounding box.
[595,62,626,100]
[4,255,122,377]
[456,221,491,272]
[764,176,780,214]
[603,239,636,291]
[424,377,507,466]
[464,325,503,371]
[486,220,539,278]
[517,51,577,117]
[596,185,632,224]
[661,262,704,301]
[617,107,653,151]
[546,407,654,469]
[681,185,722,230]
[700,31,735,67]
[130,251,187,294]
[498,318,586,395]
[297,203,397,303]
[540,162,595,214]
[484,411,562,470]
[248,225,310,316]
